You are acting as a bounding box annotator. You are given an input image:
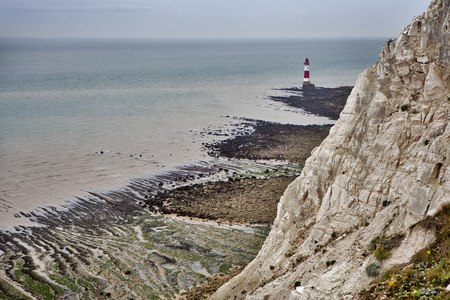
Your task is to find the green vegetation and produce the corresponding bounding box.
[12,260,55,300]
[401,104,409,111]
[374,246,392,261]
[0,276,32,300]
[361,205,450,299]
[0,212,268,300]
[366,263,381,277]
[219,263,231,273]
[369,234,403,262]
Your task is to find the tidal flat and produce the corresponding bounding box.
[0,160,299,300]
[0,86,350,299]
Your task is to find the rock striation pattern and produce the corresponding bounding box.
[0,162,275,299]
[211,1,450,299]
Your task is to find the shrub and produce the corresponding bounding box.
[374,246,391,261]
[426,268,441,283]
[425,139,430,145]
[401,104,409,111]
[379,266,402,281]
[269,265,275,270]
[370,238,379,251]
[294,281,301,288]
[241,290,247,294]
[296,256,304,264]
[366,263,381,277]
[325,260,336,268]
[412,248,430,264]
[381,239,394,251]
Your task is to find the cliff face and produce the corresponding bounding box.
[211,1,450,299]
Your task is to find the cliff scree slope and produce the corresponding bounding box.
[211,0,450,299]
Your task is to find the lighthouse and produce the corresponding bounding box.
[302,58,315,90]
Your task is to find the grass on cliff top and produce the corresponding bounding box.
[360,204,450,300]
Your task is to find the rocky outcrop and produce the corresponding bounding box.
[211,1,450,299]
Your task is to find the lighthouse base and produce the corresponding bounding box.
[302,82,315,90]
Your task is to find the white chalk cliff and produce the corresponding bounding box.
[211,0,450,299]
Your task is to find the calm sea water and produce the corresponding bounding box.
[0,38,383,227]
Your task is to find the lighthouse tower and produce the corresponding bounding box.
[302,58,315,90]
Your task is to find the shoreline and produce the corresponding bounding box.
[145,86,352,225]
[0,86,352,299]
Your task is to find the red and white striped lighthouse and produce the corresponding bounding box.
[302,58,315,89]
[303,58,310,83]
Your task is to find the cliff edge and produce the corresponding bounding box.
[211,0,450,299]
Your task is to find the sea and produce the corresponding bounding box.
[0,38,384,229]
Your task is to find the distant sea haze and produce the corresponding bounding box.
[0,38,383,228]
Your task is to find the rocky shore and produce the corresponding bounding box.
[144,86,352,226]
[270,86,353,120]
[0,86,351,299]
[205,121,332,164]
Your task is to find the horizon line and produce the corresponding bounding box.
[0,35,393,41]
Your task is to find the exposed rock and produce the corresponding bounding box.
[205,122,334,164]
[211,1,450,299]
[270,86,353,120]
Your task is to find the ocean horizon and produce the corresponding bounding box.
[0,37,384,229]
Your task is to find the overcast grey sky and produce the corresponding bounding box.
[0,0,430,39]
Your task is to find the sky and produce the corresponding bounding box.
[0,0,431,39]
